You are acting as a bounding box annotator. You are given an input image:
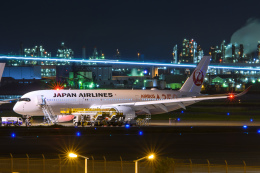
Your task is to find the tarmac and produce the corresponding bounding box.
[150,120,259,127]
[27,119,260,127]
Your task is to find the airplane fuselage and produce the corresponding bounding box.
[13,89,200,116]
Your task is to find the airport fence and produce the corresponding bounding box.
[0,154,260,173]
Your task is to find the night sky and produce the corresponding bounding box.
[1,0,260,60]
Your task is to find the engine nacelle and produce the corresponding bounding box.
[57,115,75,122]
[116,106,135,119]
[90,105,136,120]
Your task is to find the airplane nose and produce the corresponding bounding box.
[13,104,18,112]
[13,103,21,114]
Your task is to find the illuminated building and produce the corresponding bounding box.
[232,44,236,62]
[239,44,244,59]
[228,43,247,63]
[180,39,203,63]
[89,47,105,59]
[91,47,98,59]
[211,41,252,63]
[172,45,177,64]
[196,45,204,63]
[2,55,260,91]
[24,45,51,58]
[56,42,74,65]
[221,40,226,61]
[8,45,51,66]
[209,46,222,63]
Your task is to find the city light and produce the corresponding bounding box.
[243,125,247,129]
[11,133,15,138]
[148,154,154,159]
[69,153,77,158]
[134,154,155,173]
[68,153,89,173]
[2,56,260,71]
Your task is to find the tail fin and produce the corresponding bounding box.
[179,56,211,93]
[0,63,5,82]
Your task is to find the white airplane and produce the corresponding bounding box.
[13,56,250,122]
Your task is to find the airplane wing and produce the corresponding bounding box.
[100,86,252,113]
[0,99,17,105]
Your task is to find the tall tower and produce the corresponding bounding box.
[257,41,260,60]
[173,45,177,63]
[93,47,98,59]
[115,49,121,59]
[232,44,236,63]
[192,41,197,63]
[239,44,244,59]
[221,40,226,62]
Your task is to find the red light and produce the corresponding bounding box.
[56,88,60,91]
[229,94,234,98]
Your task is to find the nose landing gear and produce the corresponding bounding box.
[23,115,32,127]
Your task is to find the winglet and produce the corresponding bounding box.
[235,85,252,97]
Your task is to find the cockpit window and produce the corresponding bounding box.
[18,98,31,102]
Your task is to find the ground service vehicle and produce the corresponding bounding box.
[1,117,23,126]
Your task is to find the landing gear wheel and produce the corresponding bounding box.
[25,115,32,127]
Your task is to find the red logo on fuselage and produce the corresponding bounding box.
[193,70,204,86]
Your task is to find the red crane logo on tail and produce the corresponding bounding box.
[193,70,204,86]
